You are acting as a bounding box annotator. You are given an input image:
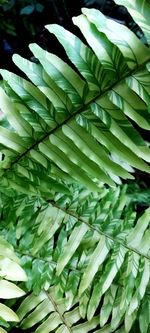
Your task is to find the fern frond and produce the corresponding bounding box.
[0,4,150,194]
[16,288,102,333]
[1,185,149,332]
[0,2,150,332]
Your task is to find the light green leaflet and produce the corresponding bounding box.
[114,0,150,45]
[1,69,56,130]
[109,82,150,132]
[56,223,89,275]
[127,207,150,249]
[16,291,47,322]
[73,13,129,78]
[46,24,111,99]
[126,67,150,108]
[0,238,27,286]
[81,7,150,68]
[29,43,86,109]
[0,328,7,333]
[0,237,27,328]
[0,257,27,281]
[39,140,102,191]
[87,244,127,320]
[139,296,150,333]
[128,259,150,314]
[79,236,113,296]
[0,237,19,262]
[0,87,33,138]
[0,280,25,299]
[17,289,101,333]
[50,129,116,183]
[100,285,118,327]
[13,54,73,121]
[21,299,55,329]
[0,126,27,153]
[32,207,66,255]
[0,303,19,322]
[76,111,150,174]
[62,121,133,182]
[92,100,150,167]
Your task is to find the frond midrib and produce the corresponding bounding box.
[7,194,149,264]
[47,199,150,261]
[3,57,150,177]
[14,246,150,298]
[45,291,73,333]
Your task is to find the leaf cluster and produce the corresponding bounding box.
[0,0,150,332]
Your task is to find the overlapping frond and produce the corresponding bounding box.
[0,1,150,195]
[1,184,149,332]
[0,236,27,332]
[0,1,150,332]
[16,288,102,333]
[114,0,150,45]
[15,287,150,333]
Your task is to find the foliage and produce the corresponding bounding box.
[0,0,70,39]
[0,0,46,38]
[0,236,27,332]
[0,0,7,5]
[0,0,150,332]
[0,185,150,333]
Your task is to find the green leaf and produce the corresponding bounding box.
[20,5,34,15]
[82,7,150,68]
[0,258,27,281]
[73,12,129,78]
[127,207,150,249]
[35,3,44,13]
[86,244,126,321]
[0,327,7,333]
[114,0,150,45]
[46,24,106,99]
[0,280,25,299]
[79,236,112,296]
[139,296,150,333]
[29,43,85,109]
[57,223,89,275]
[0,303,19,322]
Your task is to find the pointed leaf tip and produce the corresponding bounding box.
[45,24,59,33]
[81,7,90,15]
[12,53,21,65]
[29,42,42,50]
